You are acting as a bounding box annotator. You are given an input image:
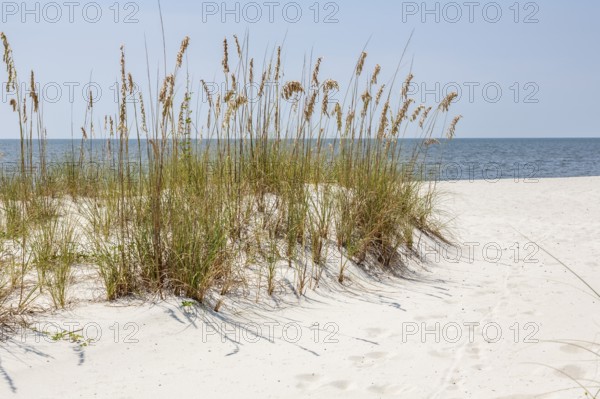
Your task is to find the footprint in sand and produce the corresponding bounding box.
[327,380,353,390]
[364,327,386,338]
[554,364,586,380]
[367,383,402,395]
[295,373,321,390]
[364,351,387,359]
[428,349,447,358]
[559,344,585,354]
[295,373,321,382]
[348,351,390,369]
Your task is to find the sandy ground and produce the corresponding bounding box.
[1,177,599,398]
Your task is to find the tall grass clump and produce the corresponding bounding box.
[0,31,461,316]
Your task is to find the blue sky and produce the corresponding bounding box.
[0,0,598,138]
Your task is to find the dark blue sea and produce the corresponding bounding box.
[0,138,599,181]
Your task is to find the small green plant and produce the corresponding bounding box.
[181,300,195,308]
[39,328,94,347]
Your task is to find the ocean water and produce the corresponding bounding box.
[0,138,599,181]
[420,138,600,181]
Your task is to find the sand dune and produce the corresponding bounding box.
[1,177,599,398]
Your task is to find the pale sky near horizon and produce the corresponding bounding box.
[0,0,598,139]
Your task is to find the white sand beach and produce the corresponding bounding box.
[1,176,599,398]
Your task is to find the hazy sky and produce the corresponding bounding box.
[0,0,598,138]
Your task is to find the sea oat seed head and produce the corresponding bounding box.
[304,90,318,120]
[233,35,242,58]
[274,47,282,82]
[371,64,381,85]
[334,103,342,131]
[222,38,230,74]
[355,52,367,76]
[402,73,414,100]
[311,57,323,87]
[419,106,432,128]
[410,104,425,122]
[375,84,386,105]
[30,71,40,113]
[282,81,304,100]
[446,115,462,139]
[439,92,458,112]
[176,36,190,69]
[127,72,134,95]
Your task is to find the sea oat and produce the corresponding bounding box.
[118,45,128,136]
[344,110,355,136]
[233,35,242,58]
[215,94,222,118]
[398,98,414,121]
[224,89,235,103]
[446,115,462,139]
[176,36,190,69]
[222,38,230,74]
[334,103,343,131]
[109,116,114,137]
[411,105,425,122]
[1,32,17,91]
[304,90,318,120]
[377,100,390,138]
[159,75,175,121]
[30,71,39,113]
[312,57,323,87]
[127,73,134,95]
[321,79,338,115]
[323,79,339,92]
[371,64,381,85]
[391,98,414,136]
[201,79,213,108]
[322,92,329,116]
[282,81,304,100]
[356,52,367,76]
[274,47,282,82]
[419,106,432,128]
[375,84,386,106]
[361,89,372,117]
[402,73,414,100]
[258,71,267,97]
[223,94,248,128]
[439,92,458,112]
[139,93,148,133]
